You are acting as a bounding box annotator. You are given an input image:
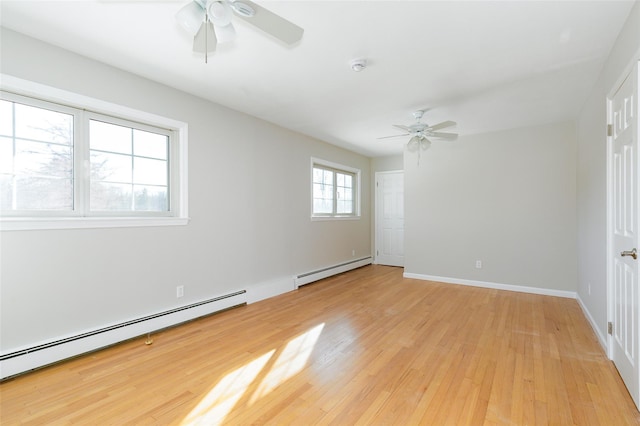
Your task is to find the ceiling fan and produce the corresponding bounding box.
[176,0,304,61]
[379,110,458,153]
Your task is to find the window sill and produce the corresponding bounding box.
[0,216,190,231]
[311,215,361,222]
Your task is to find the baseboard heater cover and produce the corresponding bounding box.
[0,290,247,380]
[295,256,372,287]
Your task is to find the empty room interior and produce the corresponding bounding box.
[1,0,640,424]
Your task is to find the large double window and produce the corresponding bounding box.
[0,82,188,230]
[312,158,360,219]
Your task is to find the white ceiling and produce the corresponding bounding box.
[0,0,635,157]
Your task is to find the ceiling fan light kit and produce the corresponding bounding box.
[407,135,431,152]
[208,1,233,26]
[176,0,304,62]
[176,1,206,36]
[214,20,237,43]
[378,110,458,163]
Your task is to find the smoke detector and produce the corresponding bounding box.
[350,58,367,72]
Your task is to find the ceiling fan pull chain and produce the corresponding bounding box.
[205,13,209,63]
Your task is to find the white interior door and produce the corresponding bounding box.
[609,61,639,409]
[375,171,404,267]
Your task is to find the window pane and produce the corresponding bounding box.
[14,140,73,178]
[0,100,74,212]
[343,188,353,201]
[90,120,132,154]
[91,151,132,183]
[312,166,336,215]
[134,129,168,160]
[0,100,13,136]
[90,119,169,213]
[313,167,323,183]
[90,182,132,211]
[13,176,73,210]
[337,200,353,214]
[313,183,333,199]
[335,172,353,214]
[0,175,12,209]
[14,103,73,145]
[314,199,332,214]
[134,185,168,211]
[323,170,333,185]
[133,157,167,186]
[0,137,13,173]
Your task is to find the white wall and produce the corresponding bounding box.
[0,29,371,353]
[577,1,640,342]
[371,155,403,173]
[404,121,577,293]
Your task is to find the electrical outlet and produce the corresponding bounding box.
[475,260,482,269]
[352,249,356,257]
[588,283,591,296]
[176,285,184,298]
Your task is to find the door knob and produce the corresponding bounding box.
[621,248,638,260]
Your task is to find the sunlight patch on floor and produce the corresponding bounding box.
[250,323,325,404]
[181,323,325,425]
[181,350,275,425]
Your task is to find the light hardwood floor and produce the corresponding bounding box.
[2,265,639,425]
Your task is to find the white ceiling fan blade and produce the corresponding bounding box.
[377,133,410,140]
[430,132,458,140]
[193,21,217,53]
[428,120,456,131]
[231,0,304,45]
[392,124,411,132]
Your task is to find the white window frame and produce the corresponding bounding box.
[0,75,189,231]
[311,157,361,220]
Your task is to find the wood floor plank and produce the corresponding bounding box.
[1,265,639,425]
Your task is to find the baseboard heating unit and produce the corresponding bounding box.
[295,256,372,287]
[0,290,247,380]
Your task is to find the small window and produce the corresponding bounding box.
[311,159,360,219]
[0,79,188,231]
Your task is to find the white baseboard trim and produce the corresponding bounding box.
[0,290,247,380]
[246,277,296,304]
[403,272,577,299]
[576,294,608,352]
[295,257,373,288]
